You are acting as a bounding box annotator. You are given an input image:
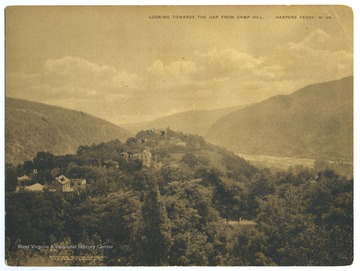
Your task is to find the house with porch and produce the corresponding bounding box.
[54,175,73,192]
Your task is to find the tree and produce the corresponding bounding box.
[256,193,313,265]
[228,227,274,266]
[5,163,18,193]
[304,173,353,265]
[6,191,66,248]
[33,152,55,171]
[180,153,198,168]
[23,160,35,174]
[248,170,275,218]
[71,190,141,265]
[137,179,171,265]
[74,231,104,266]
[164,180,220,265]
[255,169,353,266]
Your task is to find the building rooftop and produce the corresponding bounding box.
[17,175,30,182]
[56,175,71,184]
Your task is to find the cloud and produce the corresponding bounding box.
[196,47,265,81]
[147,59,198,81]
[302,29,331,48]
[7,56,141,100]
[6,31,353,124]
[289,29,331,51]
[42,56,141,96]
[144,47,266,90]
[258,29,353,84]
[6,56,147,123]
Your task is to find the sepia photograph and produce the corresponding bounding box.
[3,5,353,266]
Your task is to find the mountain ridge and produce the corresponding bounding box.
[6,97,132,165]
[207,76,353,160]
[121,104,247,136]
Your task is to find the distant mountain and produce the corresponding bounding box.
[120,121,151,135]
[6,97,132,165]
[121,105,246,136]
[207,76,353,161]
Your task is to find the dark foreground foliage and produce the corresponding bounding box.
[5,130,353,266]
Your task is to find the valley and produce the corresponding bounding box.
[238,153,315,170]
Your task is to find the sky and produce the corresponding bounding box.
[5,5,353,124]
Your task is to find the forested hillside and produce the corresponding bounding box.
[6,97,132,165]
[208,76,353,160]
[121,105,245,136]
[5,130,353,266]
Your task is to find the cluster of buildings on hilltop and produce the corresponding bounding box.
[52,175,87,192]
[130,149,152,167]
[118,149,158,168]
[16,174,87,193]
[15,142,187,193]
[15,150,153,193]
[102,149,154,168]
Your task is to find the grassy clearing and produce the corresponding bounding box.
[227,220,256,226]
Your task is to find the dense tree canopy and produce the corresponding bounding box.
[5,130,353,266]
